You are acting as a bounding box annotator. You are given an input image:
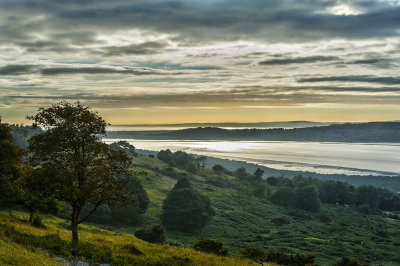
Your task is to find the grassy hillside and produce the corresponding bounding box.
[0,211,266,266]
[124,154,400,265]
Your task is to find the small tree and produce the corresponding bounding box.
[271,187,295,208]
[134,225,166,244]
[295,185,321,212]
[253,168,264,182]
[241,247,267,266]
[194,239,228,256]
[0,119,24,215]
[212,164,225,174]
[161,178,214,232]
[26,102,133,244]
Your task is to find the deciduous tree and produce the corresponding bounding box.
[27,102,133,243]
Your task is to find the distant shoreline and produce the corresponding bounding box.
[105,121,400,143]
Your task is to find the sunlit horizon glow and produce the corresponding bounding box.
[1,1,399,124]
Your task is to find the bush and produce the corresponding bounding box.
[271,187,295,208]
[294,185,321,212]
[134,225,166,244]
[193,239,228,256]
[266,251,315,266]
[241,248,315,266]
[161,178,214,232]
[122,244,143,255]
[240,247,267,263]
[272,217,290,226]
[31,214,46,228]
[212,164,225,174]
[333,257,370,266]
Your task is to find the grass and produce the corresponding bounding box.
[124,154,400,265]
[0,211,271,266]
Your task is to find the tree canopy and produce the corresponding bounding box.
[161,178,214,232]
[0,119,24,211]
[26,101,134,243]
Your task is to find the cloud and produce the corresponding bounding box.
[259,56,340,65]
[2,0,400,49]
[5,85,400,109]
[298,75,400,85]
[0,64,184,76]
[40,66,161,75]
[0,65,38,75]
[100,41,169,56]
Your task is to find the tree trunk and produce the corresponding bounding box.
[29,211,34,222]
[71,222,78,244]
[71,205,82,245]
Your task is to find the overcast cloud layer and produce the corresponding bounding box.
[0,0,399,123]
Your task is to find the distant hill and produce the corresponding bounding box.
[107,122,400,142]
[109,121,333,129]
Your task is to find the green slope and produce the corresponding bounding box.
[0,211,266,266]
[126,154,400,265]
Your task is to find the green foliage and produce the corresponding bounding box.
[253,183,269,197]
[134,225,166,244]
[0,121,24,210]
[271,187,295,208]
[31,213,46,228]
[294,185,321,212]
[26,101,134,243]
[241,248,315,266]
[318,180,354,205]
[193,239,228,256]
[253,168,264,182]
[235,167,249,180]
[161,178,214,232]
[122,244,143,255]
[240,247,267,263]
[157,149,202,174]
[81,175,149,226]
[185,162,199,174]
[354,186,380,209]
[110,140,138,157]
[333,257,370,266]
[264,251,315,266]
[212,164,225,173]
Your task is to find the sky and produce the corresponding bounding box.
[0,0,400,124]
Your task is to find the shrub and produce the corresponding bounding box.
[240,247,267,264]
[333,257,370,266]
[212,164,225,174]
[272,217,290,226]
[161,178,214,232]
[294,185,321,212]
[122,244,143,255]
[134,225,166,244]
[31,214,46,228]
[193,239,228,256]
[271,187,295,208]
[241,248,315,266]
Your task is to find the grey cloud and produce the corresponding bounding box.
[0,64,180,76]
[0,65,38,75]
[259,56,340,65]
[298,76,400,85]
[40,66,160,75]
[5,84,400,109]
[101,41,169,56]
[2,0,400,48]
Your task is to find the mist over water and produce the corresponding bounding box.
[104,139,400,176]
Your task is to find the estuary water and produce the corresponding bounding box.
[104,139,400,176]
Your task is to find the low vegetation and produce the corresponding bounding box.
[1,102,399,265]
